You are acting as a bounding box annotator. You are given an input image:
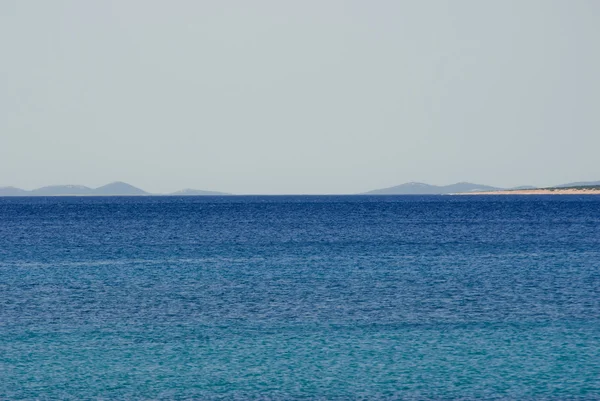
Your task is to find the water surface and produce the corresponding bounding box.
[1,195,599,399]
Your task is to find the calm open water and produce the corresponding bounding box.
[1,195,599,400]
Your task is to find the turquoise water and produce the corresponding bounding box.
[1,196,599,399]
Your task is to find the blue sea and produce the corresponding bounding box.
[1,195,599,400]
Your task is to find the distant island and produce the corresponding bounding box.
[364,182,502,195]
[2,180,600,196]
[364,181,600,195]
[454,185,600,195]
[0,182,230,197]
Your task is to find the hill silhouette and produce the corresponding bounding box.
[0,182,228,196]
[554,180,600,188]
[2,180,600,196]
[364,182,502,195]
[0,186,29,196]
[93,182,148,195]
[30,185,94,196]
[364,180,600,194]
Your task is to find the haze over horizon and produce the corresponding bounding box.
[2,1,599,195]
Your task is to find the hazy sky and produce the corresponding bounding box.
[1,1,599,194]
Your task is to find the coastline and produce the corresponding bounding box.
[454,188,600,195]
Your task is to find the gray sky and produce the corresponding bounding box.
[1,0,599,194]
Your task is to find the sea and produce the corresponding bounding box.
[1,195,599,400]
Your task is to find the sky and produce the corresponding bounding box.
[1,0,599,194]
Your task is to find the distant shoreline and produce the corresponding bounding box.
[454,188,600,195]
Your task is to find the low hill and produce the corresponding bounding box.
[0,182,228,196]
[0,186,29,196]
[554,181,600,188]
[30,185,94,196]
[0,182,148,196]
[93,181,148,195]
[364,182,502,195]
